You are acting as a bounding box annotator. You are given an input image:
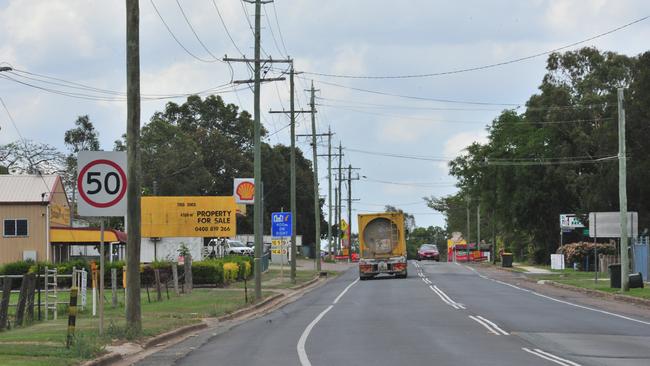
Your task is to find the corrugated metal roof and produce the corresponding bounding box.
[0,174,60,203]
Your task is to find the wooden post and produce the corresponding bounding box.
[172,263,180,296]
[154,269,162,302]
[66,288,78,349]
[111,269,118,308]
[184,254,193,294]
[15,274,30,326]
[0,278,12,330]
[26,274,37,324]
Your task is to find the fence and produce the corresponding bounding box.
[633,237,649,281]
[598,254,619,274]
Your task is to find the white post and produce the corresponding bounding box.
[618,88,630,291]
[99,219,105,334]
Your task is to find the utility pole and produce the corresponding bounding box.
[327,127,333,257]
[337,143,343,253]
[309,81,321,271]
[618,88,629,291]
[334,186,338,254]
[125,0,142,333]
[229,0,290,299]
[466,198,471,262]
[270,65,311,284]
[348,165,353,262]
[477,203,481,259]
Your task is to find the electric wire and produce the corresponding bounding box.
[301,15,650,79]
[211,0,245,56]
[271,1,290,56]
[150,0,221,63]
[175,0,222,60]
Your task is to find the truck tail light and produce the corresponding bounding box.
[359,264,372,272]
[393,262,406,271]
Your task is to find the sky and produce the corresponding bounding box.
[1,0,650,233]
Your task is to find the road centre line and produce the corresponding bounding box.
[522,348,581,366]
[430,285,459,309]
[469,315,501,335]
[475,316,509,335]
[433,285,466,309]
[297,279,359,366]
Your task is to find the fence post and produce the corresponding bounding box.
[111,269,118,308]
[172,263,179,296]
[66,288,78,348]
[15,274,30,326]
[184,254,193,294]
[0,278,12,330]
[154,269,162,302]
[26,274,37,324]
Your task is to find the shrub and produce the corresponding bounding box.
[223,262,239,283]
[191,261,224,286]
[0,260,35,275]
[557,241,616,267]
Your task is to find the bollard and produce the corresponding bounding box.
[172,263,180,296]
[111,269,118,308]
[0,278,11,330]
[154,269,162,302]
[66,288,78,348]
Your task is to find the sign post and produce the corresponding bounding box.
[271,212,292,280]
[77,151,127,335]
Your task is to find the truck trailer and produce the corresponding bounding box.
[358,212,408,280]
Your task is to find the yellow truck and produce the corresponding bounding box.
[358,212,408,280]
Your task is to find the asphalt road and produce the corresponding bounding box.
[163,262,650,366]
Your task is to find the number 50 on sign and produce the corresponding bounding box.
[77,151,127,217]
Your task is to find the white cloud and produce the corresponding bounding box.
[443,131,488,158]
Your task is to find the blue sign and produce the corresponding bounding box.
[271,212,292,237]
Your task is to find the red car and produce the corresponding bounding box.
[417,244,440,261]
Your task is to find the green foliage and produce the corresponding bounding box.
[69,332,104,359]
[557,242,616,266]
[429,47,650,264]
[191,260,225,286]
[0,260,36,275]
[406,226,448,259]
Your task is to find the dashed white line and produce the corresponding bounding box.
[522,348,581,366]
[430,285,459,309]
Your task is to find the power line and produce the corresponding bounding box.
[486,155,618,166]
[301,15,650,79]
[316,96,503,112]
[362,177,457,187]
[271,1,290,56]
[263,5,284,57]
[211,0,245,56]
[175,0,221,60]
[149,0,221,63]
[0,97,26,142]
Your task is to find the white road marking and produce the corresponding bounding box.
[533,349,581,366]
[297,279,359,366]
[522,348,581,366]
[490,279,650,326]
[469,315,500,335]
[433,285,466,309]
[333,279,359,304]
[430,285,459,309]
[476,316,509,335]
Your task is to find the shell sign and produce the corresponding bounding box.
[233,178,255,204]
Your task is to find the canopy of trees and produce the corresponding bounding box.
[427,48,650,264]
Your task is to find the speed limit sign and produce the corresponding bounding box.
[77,151,127,216]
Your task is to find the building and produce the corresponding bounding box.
[0,174,71,263]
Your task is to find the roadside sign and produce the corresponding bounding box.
[559,214,584,229]
[77,151,127,216]
[141,196,237,237]
[271,212,292,237]
[233,178,255,204]
[588,212,638,238]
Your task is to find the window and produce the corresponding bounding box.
[3,219,28,237]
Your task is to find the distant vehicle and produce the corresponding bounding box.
[357,212,408,280]
[207,239,254,256]
[417,244,440,261]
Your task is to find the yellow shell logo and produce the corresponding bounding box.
[236,181,255,201]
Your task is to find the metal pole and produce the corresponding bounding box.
[253,0,263,300]
[309,81,321,271]
[337,143,342,254]
[334,187,338,255]
[466,198,470,262]
[618,88,630,291]
[99,220,104,335]
[290,65,297,284]
[327,126,333,258]
[348,165,352,262]
[477,203,480,260]
[594,214,598,283]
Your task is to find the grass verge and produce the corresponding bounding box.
[0,288,272,365]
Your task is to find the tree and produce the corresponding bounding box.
[0,140,64,174]
[63,115,101,220]
[407,226,447,259]
[384,205,415,234]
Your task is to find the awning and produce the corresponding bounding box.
[50,227,127,243]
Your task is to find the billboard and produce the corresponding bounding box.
[588,212,638,238]
[141,196,237,237]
